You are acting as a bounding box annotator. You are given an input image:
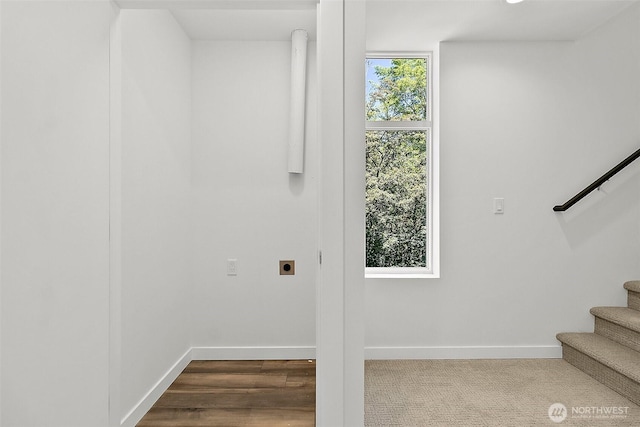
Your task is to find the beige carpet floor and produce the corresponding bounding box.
[365,359,640,426]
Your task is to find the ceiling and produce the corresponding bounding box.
[171,8,317,40]
[367,0,640,48]
[163,0,639,42]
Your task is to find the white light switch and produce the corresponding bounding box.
[494,198,505,214]
[227,259,238,276]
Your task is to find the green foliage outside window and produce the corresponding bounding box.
[366,58,427,121]
[366,58,428,268]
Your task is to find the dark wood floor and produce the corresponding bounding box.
[136,360,316,427]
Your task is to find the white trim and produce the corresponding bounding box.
[118,346,315,426]
[365,345,562,360]
[317,1,347,426]
[366,120,432,130]
[114,0,318,10]
[191,346,316,360]
[108,3,123,426]
[0,0,3,421]
[366,266,439,279]
[115,343,563,427]
[120,348,192,427]
[365,273,439,279]
[430,46,440,279]
[367,51,431,59]
[343,2,367,425]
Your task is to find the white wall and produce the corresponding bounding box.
[2,0,635,425]
[1,1,112,426]
[1,2,319,424]
[190,40,317,355]
[574,2,640,158]
[117,9,192,423]
[364,4,640,359]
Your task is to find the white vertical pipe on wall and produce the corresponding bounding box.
[288,29,308,174]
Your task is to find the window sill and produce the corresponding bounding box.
[365,268,439,279]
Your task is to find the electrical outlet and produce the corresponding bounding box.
[279,260,295,275]
[227,259,238,276]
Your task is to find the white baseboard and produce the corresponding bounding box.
[191,346,316,360]
[118,346,314,426]
[365,345,562,360]
[119,344,561,426]
[120,348,192,427]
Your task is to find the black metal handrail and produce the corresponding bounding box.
[553,147,640,212]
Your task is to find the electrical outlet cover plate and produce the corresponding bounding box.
[279,260,295,275]
[227,259,238,276]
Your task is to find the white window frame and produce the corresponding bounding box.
[365,52,439,279]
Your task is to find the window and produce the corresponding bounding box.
[365,54,437,278]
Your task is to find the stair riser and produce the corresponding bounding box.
[629,291,640,311]
[562,344,640,407]
[594,318,640,353]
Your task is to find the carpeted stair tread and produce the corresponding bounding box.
[590,307,640,333]
[624,281,640,293]
[556,332,640,383]
[625,281,640,311]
